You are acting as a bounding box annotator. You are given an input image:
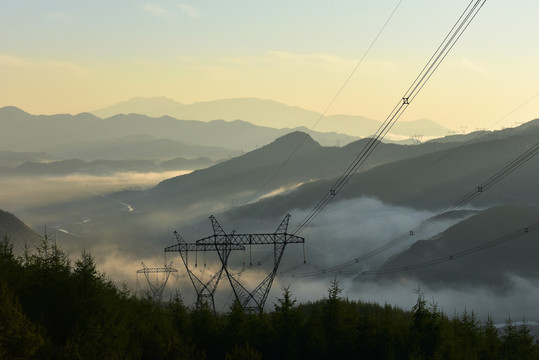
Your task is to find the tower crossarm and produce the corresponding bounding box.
[195,233,305,246]
[136,262,178,302]
[164,243,245,252]
[136,267,178,274]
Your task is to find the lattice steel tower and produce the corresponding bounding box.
[165,214,305,312]
[136,262,178,303]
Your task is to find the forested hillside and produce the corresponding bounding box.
[1,235,538,360]
[0,210,41,252]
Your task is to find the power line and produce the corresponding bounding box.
[360,221,539,275]
[257,0,489,272]
[276,88,539,275]
[247,0,403,203]
[292,0,487,235]
[231,1,403,271]
[265,89,539,273]
[281,139,538,278]
[177,0,488,281]
[326,89,539,215]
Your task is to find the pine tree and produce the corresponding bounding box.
[0,279,44,359]
[410,288,442,359]
[271,285,300,359]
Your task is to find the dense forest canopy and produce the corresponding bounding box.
[1,234,538,359]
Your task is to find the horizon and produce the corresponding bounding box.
[1,1,538,132]
[4,96,539,135]
[1,96,461,124]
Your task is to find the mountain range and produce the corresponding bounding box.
[0,106,356,162]
[2,99,538,292]
[156,120,538,280]
[14,130,464,244]
[204,122,539,223]
[0,150,55,168]
[91,97,454,138]
[0,103,454,176]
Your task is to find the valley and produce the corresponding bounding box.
[1,103,537,320]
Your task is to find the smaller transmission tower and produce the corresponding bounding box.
[137,262,178,303]
[411,134,423,145]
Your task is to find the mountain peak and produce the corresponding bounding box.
[269,131,320,149]
[92,97,183,118]
[0,106,31,117]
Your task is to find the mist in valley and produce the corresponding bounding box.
[11,170,537,324]
[1,171,190,212]
[1,104,538,327]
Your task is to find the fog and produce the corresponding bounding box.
[282,197,476,270]
[6,172,538,323]
[260,198,539,323]
[1,171,190,212]
[158,197,539,322]
[255,181,307,202]
[272,273,539,324]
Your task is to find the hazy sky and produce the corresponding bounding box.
[1,0,538,130]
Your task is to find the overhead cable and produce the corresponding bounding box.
[360,221,539,275]
[292,0,487,235]
[282,140,538,277]
[247,0,403,203]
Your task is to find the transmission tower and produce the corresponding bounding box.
[136,262,178,303]
[166,230,244,312]
[165,214,305,312]
[411,134,423,145]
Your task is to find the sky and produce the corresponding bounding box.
[1,0,538,131]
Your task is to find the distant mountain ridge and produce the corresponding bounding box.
[429,118,539,144]
[142,131,466,214]
[15,118,539,285]
[22,117,539,223]
[20,130,466,233]
[203,123,539,230]
[91,97,454,138]
[0,150,55,167]
[0,106,358,158]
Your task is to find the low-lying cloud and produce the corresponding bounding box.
[11,172,538,322]
[2,171,189,211]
